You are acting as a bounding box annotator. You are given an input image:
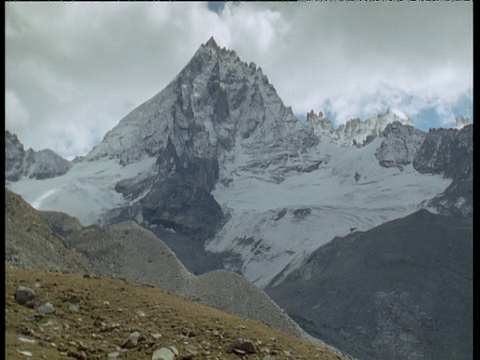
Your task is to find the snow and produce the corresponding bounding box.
[7,157,157,226]
[206,138,452,288]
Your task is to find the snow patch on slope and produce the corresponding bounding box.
[7,157,157,226]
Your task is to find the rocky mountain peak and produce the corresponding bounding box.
[305,110,337,142]
[306,108,413,147]
[375,121,426,169]
[204,36,220,49]
[85,38,318,182]
[5,131,72,182]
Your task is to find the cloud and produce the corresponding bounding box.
[5,90,30,129]
[5,2,473,158]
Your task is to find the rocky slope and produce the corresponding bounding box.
[5,189,90,273]
[5,130,72,182]
[266,209,473,360]
[6,267,349,360]
[5,189,341,352]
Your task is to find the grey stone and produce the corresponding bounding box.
[68,305,79,312]
[151,347,175,360]
[15,286,36,305]
[120,331,140,349]
[37,302,55,314]
[234,338,257,354]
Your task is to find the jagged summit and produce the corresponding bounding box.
[86,36,318,182]
[305,107,413,147]
[5,130,72,182]
[204,36,220,49]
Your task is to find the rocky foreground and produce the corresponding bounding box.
[5,267,349,360]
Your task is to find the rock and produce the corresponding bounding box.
[375,121,425,169]
[107,352,120,359]
[93,318,104,328]
[121,331,140,349]
[233,348,246,355]
[183,345,199,358]
[18,337,36,344]
[68,295,80,304]
[69,305,80,312]
[37,302,55,314]
[168,345,179,356]
[181,328,196,337]
[15,286,36,305]
[234,338,257,354]
[151,347,175,360]
[17,350,33,357]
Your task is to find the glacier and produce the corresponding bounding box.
[206,137,451,287]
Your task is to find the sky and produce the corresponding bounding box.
[5,2,473,159]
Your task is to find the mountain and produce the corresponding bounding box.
[5,37,473,360]
[5,130,72,182]
[265,209,473,360]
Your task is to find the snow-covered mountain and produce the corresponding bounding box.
[305,108,412,147]
[5,37,471,288]
[85,37,319,181]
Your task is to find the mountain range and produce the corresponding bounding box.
[5,37,473,360]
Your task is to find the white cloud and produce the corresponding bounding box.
[5,90,30,129]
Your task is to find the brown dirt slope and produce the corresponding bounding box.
[5,267,346,360]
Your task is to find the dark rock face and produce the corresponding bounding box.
[5,131,26,181]
[5,130,72,181]
[114,137,224,240]
[375,122,425,169]
[413,125,473,219]
[374,123,473,219]
[266,209,473,360]
[413,125,472,180]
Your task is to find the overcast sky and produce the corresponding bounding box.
[5,2,473,159]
